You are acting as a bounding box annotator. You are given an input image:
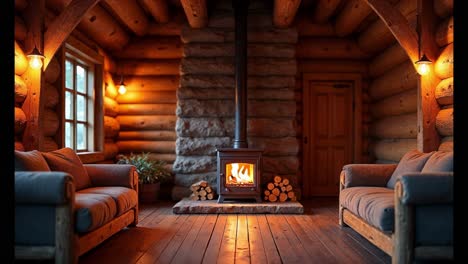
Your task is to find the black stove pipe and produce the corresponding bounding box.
[232,0,249,149]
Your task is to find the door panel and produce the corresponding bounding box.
[303,77,357,197]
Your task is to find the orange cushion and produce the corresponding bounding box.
[42,147,91,190]
[15,150,51,171]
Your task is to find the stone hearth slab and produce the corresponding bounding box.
[172,198,304,214]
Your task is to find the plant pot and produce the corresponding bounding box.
[139,182,160,203]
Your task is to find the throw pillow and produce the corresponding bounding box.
[42,147,91,191]
[386,149,435,189]
[15,150,51,171]
[422,151,453,172]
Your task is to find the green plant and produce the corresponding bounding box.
[116,152,172,184]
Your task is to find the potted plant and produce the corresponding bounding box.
[116,152,172,203]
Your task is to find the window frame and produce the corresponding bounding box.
[61,36,104,163]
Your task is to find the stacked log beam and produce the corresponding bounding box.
[434,3,453,151]
[115,33,181,171]
[263,176,297,202]
[189,180,216,201]
[41,56,61,152]
[174,0,299,200]
[14,39,28,151]
[361,9,419,163]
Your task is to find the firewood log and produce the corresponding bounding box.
[267,183,274,190]
[286,185,293,192]
[272,188,280,196]
[199,189,207,197]
[194,180,208,188]
[190,193,199,201]
[205,186,212,193]
[268,194,278,202]
[287,191,295,199]
[200,196,207,201]
[264,190,270,196]
[207,193,214,200]
[274,175,282,183]
[191,185,200,192]
[279,192,288,202]
[281,186,286,192]
[282,178,289,185]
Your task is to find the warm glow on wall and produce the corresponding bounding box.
[27,46,45,69]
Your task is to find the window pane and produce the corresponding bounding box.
[76,65,86,93]
[65,60,73,89]
[65,91,73,119]
[77,123,86,150]
[77,95,86,121]
[65,122,73,148]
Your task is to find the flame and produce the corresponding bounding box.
[226,163,254,185]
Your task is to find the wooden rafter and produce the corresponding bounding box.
[312,0,342,23]
[43,0,100,69]
[180,0,208,28]
[139,0,170,24]
[334,0,373,37]
[273,0,302,28]
[101,0,149,36]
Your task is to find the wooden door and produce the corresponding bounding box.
[303,73,362,197]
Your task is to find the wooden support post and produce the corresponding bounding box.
[393,182,414,264]
[22,0,45,151]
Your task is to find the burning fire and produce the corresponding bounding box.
[226,163,254,185]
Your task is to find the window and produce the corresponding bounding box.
[63,40,103,155]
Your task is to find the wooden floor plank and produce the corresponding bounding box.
[246,215,268,264]
[235,215,251,264]
[202,214,228,263]
[186,214,218,264]
[135,214,189,264]
[169,214,210,264]
[256,215,282,264]
[267,214,311,263]
[78,198,391,264]
[156,214,201,263]
[285,215,338,264]
[216,214,238,263]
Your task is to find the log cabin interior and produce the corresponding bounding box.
[12,0,457,263]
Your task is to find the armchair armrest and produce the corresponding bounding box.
[341,163,397,188]
[15,171,74,205]
[84,164,138,189]
[396,172,453,205]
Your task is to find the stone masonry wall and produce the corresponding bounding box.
[173,0,299,200]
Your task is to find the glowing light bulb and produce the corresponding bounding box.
[118,84,127,95]
[415,54,432,76]
[29,55,44,69]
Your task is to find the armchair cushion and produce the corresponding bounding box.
[15,150,51,171]
[422,151,453,172]
[75,192,117,233]
[386,149,434,189]
[398,173,453,205]
[80,187,138,216]
[42,147,92,191]
[340,187,394,232]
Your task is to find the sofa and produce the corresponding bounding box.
[14,147,139,263]
[339,149,453,264]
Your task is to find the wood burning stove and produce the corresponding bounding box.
[217,0,263,203]
[217,148,263,203]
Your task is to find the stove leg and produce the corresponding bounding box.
[217,196,224,203]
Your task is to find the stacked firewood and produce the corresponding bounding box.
[190,180,216,201]
[264,176,297,202]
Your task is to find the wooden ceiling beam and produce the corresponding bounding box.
[273,0,302,28]
[43,0,100,69]
[312,0,342,23]
[101,0,149,36]
[139,0,170,24]
[334,0,373,37]
[180,0,208,28]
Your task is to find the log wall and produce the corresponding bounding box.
[175,0,299,200]
[14,26,29,150]
[294,10,371,164]
[114,24,182,173]
[434,1,453,151]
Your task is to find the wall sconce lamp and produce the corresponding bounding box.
[414,11,432,76]
[118,75,127,95]
[27,45,45,70]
